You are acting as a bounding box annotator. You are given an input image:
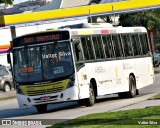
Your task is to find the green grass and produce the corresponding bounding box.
[48,106,160,128]
[149,93,160,100]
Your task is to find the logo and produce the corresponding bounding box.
[2,120,11,125]
[43,90,47,93]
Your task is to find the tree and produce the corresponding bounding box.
[119,9,160,53]
[0,0,14,5]
[119,9,160,32]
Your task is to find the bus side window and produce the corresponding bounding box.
[81,37,88,60]
[131,34,142,56]
[81,36,94,60]
[102,35,114,58]
[121,34,133,57]
[112,35,123,58]
[139,34,149,55]
[92,36,105,59]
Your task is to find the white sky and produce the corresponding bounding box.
[14,0,28,4]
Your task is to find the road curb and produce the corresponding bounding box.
[0,90,16,101]
[154,67,160,74]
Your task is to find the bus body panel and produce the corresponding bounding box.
[76,63,95,99]
[134,57,154,89]
[96,60,117,95]
[114,59,136,93]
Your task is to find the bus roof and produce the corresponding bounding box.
[14,23,147,40]
[61,23,147,36]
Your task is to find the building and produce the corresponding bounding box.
[0,0,53,14]
[34,0,90,12]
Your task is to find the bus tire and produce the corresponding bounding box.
[35,104,47,113]
[127,75,137,98]
[85,82,95,107]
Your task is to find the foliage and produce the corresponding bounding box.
[119,9,160,32]
[0,0,14,5]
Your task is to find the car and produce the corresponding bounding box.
[153,52,160,67]
[0,65,13,92]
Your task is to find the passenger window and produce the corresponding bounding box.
[81,36,94,60]
[131,34,142,56]
[139,34,149,55]
[121,34,133,57]
[92,36,105,59]
[102,35,114,58]
[112,35,123,58]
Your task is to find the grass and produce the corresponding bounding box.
[48,106,160,128]
[149,93,160,100]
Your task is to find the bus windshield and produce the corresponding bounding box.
[13,41,74,83]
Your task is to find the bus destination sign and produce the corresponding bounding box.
[12,31,69,47]
[24,34,60,43]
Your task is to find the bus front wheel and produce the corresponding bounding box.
[86,82,95,107]
[35,104,47,113]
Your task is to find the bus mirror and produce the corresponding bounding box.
[7,53,11,64]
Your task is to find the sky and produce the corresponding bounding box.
[14,0,28,4]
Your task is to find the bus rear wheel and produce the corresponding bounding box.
[118,75,137,98]
[86,82,95,107]
[35,104,47,113]
[127,75,137,98]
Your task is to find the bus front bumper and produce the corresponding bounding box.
[16,86,79,108]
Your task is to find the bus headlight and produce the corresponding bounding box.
[16,84,23,94]
[67,74,75,88]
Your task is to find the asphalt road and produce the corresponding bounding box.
[0,74,160,128]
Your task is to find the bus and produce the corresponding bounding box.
[8,23,154,113]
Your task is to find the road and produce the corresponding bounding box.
[0,74,160,128]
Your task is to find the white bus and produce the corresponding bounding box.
[8,23,154,113]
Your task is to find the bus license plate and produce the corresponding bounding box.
[40,96,50,101]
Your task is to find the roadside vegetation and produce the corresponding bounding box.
[154,67,160,74]
[0,0,13,5]
[149,93,160,100]
[49,91,160,128]
[49,106,160,128]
